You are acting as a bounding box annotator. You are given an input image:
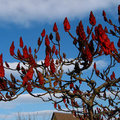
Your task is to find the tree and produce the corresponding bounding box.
[0,5,120,120]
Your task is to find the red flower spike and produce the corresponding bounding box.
[58,104,61,110]
[38,37,41,46]
[22,67,34,85]
[110,42,115,51]
[56,32,60,41]
[87,26,91,34]
[20,37,23,48]
[63,17,71,32]
[117,38,120,48]
[103,10,106,17]
[29,54,37,67]
[104,27,108,33]
[92,32,95,40]
[52,45,56,53]
[46,46,51,55]
[65,103,68,108]
[0,54,5,77]
[119,16,120,24]
[23,46,29,59]
[55,49,58,56]
[118,5,120,15]
[63,98,66,103]
[89,11,96,26]
[85,46,92,61]
[29,47,32,54]
[79,80,82,84]
[22,76,28,85]
[17,49,23,59]
[110,74,113,80]
[41,29,45,37]
[45,35,50,47]
[77,21,86,40]
[10,41,15,56]
[26,83,32,92]
[38,72,44,85]
[53,22,58,32]
[45,55,50,67]
[95,70,99,76]
[54,102,57,109]
[112,71,115,79]
[26,67,34,80]
[50,59,55,73]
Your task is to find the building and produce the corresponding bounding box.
[51,112,80,120]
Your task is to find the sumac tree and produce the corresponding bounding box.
[0,5,120,120]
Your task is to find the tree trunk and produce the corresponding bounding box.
[88,106,94,120]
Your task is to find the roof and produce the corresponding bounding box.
[51,112,80,120]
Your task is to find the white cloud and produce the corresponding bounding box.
[0,0,119,25]
[0,92,62,110]
[0,110,56,120]
[0,109,68,120]
[4,59,107,76]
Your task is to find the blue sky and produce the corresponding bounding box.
[0,0,119,120]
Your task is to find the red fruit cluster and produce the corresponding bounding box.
[118,38,120,48]
[118,5,120,15]
[29,54,37,67]
[26,83,32,92]
[76,21,86,41]
[45,35,50,47]
[0,54,5,77]
[38,72,44,85]
[41,29,45,37]
[50,59,55,73]
[45,55,50,67]
[20,37,23,48]
[52,45,56,53]
[56,32,60,41]
[95,24,117,55]
[23,46,29,59]
[84,46,92,61]
[10,42,15,56]
[22,67,34,85]
[53,23,58,32]
[63,17,71,32]
[110,71,115,80]
[89,11,96,26]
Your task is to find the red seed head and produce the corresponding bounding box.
[53,22,58,32]
[118,5,120,15]
[20,37,23,48]
[63,17,71,32]
[89,11,96,26]
[41,29,45,37]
